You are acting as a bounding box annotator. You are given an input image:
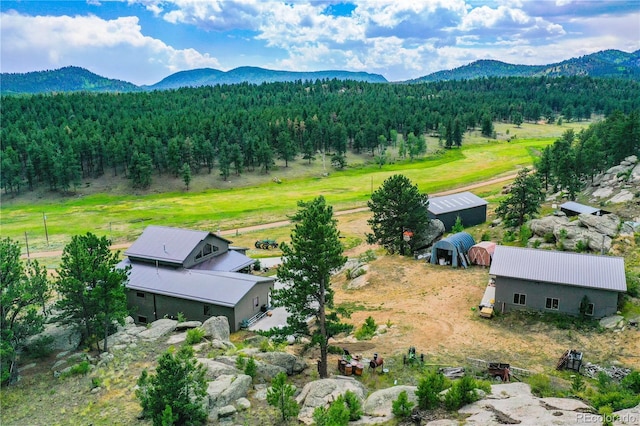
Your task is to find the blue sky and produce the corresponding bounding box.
[1,1,639,85]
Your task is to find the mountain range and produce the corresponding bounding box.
[2,49,638,95]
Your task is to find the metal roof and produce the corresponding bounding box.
[119,259,274,307]
[489,246,626,292]
[190,250,256,272]
[559,201,600,215]
[124,225,231,265]
[428,191,488,215]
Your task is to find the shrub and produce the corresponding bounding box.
[575,239,589,253]
[621,371,640,393]
[61,361,91,378]
[480,231,491,241]
[24,335,54,359]
[528,374,552,397]
[253,260,261,271]
[244,357,257,379]
[343,390,363,421]
[177,312,187,323]
[391,390,414,419]
[185,327,205,345]
[519,225,532,246]
[543,232,555,243]
[328,345,344,355]
[354,316,377,340]
[416,370,448,409]
[136,345,208,426]
[267,372,299,423]
[451,216,464,233]
[599,405,617,426]
[313,398,350,426]
[571,374,586,394]
[358,249,377,263]
[444,375,480,411]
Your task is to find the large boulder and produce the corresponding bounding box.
[206,374,252,410]
[578,213,620,238]
[529,215,569,237]
[363,385,418,418]
[202,316,231,342]
[198,358,241,379]
[296,377,367,424]
[30,322,81,352]
[137,319,177,340]
[253,352,307,375]
[415,219,446,250]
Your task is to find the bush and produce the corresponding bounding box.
[136,345,208,426]
[244,357,257,379]
[391,390,414,419]
[60,361,91,378]
[519,225,532,246]
[185,327,205,345]
[528,374,552,397]
[177,312,186,323]
[543,232,555,243]
[416,370,448,409]
[267,372,299,423]
[354,316,377,340]
[343,390,363,421]
[452,216,464,233]
[621,371,640,393]
[24,335,54,359]
[358,249,377,263]
[253,259,261,271]
[575,239,589,253]
[444,376,479,411]
[313,397,350,426]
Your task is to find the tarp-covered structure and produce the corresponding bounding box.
[430,232,476,268]
[468,241,496,267]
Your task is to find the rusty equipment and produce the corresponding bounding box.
[556,349,583,372]
[488,362,511,382]
[254,239,278,249]
[369,353,384,372]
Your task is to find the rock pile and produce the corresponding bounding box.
[588,155,640,204]
[528,212,620,253]
[582,362,632,381]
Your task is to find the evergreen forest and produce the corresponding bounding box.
[2,76,639,196]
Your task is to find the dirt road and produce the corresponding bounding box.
[20,173,517,259]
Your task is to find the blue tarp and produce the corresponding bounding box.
[430,232,476,268]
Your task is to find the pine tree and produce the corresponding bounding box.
[367,174,431,255]
[271,196,351,378]
[266,372,299,422]
[136,345,208,426]
[496,168,544,227]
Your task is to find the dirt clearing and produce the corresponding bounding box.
[327,252,640,373]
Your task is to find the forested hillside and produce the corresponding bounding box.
[1,76,639,196]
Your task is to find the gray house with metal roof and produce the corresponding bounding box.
[121,226,274,332]
[427,191,488,231]
[489,246,626,319]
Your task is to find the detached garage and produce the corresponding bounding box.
[428,191,488,231]
[490,246,626,319]
[430,232,476,268]
[559,201,606,217]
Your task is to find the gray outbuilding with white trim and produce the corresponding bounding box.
[427,191,488,231]
[489,246,626,319]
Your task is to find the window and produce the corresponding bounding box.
[513,293,526,305]
[204,304,211,316]
[136,292,145,298]
[138,315,147,324]
[586,303,594,316]
[195,243,219,260]
[545,298,559,310]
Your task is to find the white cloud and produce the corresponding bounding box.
[0,11,220,84]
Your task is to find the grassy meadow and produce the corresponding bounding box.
[1,121,591,254]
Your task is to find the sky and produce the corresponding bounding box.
[1,1,639,85]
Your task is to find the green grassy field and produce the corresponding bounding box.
[1,121,590,253]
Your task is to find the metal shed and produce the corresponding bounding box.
[427,192,488,231]
[559,201,603,217]
[468,241,496,267]
[430,232,476,268]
